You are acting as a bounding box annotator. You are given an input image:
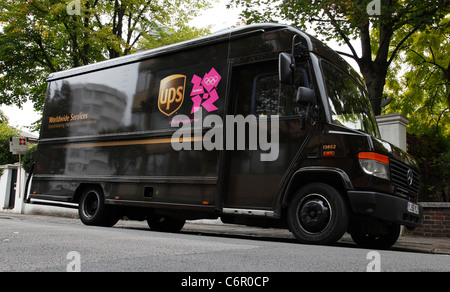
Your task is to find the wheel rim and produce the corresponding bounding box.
[297,194,332,234]
[82,191,100,219]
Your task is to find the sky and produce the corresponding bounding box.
[1,0,360,135]
[190,0,244,32]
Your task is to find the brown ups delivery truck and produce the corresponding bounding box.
[27,24,422,249]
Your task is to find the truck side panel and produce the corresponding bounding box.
[31,41,229,209]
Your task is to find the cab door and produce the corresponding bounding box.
[222,59,314,211]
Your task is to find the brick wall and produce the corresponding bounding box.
[406,203,450,237]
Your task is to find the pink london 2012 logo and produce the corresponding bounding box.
[190,68,221,114]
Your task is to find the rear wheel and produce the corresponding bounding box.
[288,183,349,245]
[147,213,185,233]
[78,186,120,227]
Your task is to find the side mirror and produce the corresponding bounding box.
[279,52,295,85]
[297,87,317,130]
[296,87,316,105]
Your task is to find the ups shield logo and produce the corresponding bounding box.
[158,74,186,116]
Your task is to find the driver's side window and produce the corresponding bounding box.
[233,60,309,118]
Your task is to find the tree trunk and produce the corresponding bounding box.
[360,62,388,116]
[357,21,392,116]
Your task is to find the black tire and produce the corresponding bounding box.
[78,186,120,227]
[350,223,401,250]
[287,183,349,245]
[147,214,185,233]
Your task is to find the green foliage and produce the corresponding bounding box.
[408,134,450,202]
[0,122,20,166]
[385,17,450,202]
[385,17,450,138]
[22,145,37,174]
[138,24,210,50]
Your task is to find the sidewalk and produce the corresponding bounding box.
[183,219,450,255]
[386,234,450,255]
[2,212,450,255]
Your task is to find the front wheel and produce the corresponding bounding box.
[350,223,401,249]
[287,183,349,245]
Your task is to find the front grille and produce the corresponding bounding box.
[390,158,420,198]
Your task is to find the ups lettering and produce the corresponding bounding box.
[160,87,183,110]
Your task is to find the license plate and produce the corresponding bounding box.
[407,202,420,215]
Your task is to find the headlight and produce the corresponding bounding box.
[358,152,390,180]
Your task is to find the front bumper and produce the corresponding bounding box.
[347,191,423,227]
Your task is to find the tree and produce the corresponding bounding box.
[0,112,20,166]
[0,0,211,114]
[384,18,449,202]
[385,17,449,138]
[22,144,37,174]
[228,0,449,115]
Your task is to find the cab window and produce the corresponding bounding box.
[232,60,309,118]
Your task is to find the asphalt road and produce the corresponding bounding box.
[1,215,449,273]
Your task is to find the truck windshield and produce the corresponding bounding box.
[321,60,380,138]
